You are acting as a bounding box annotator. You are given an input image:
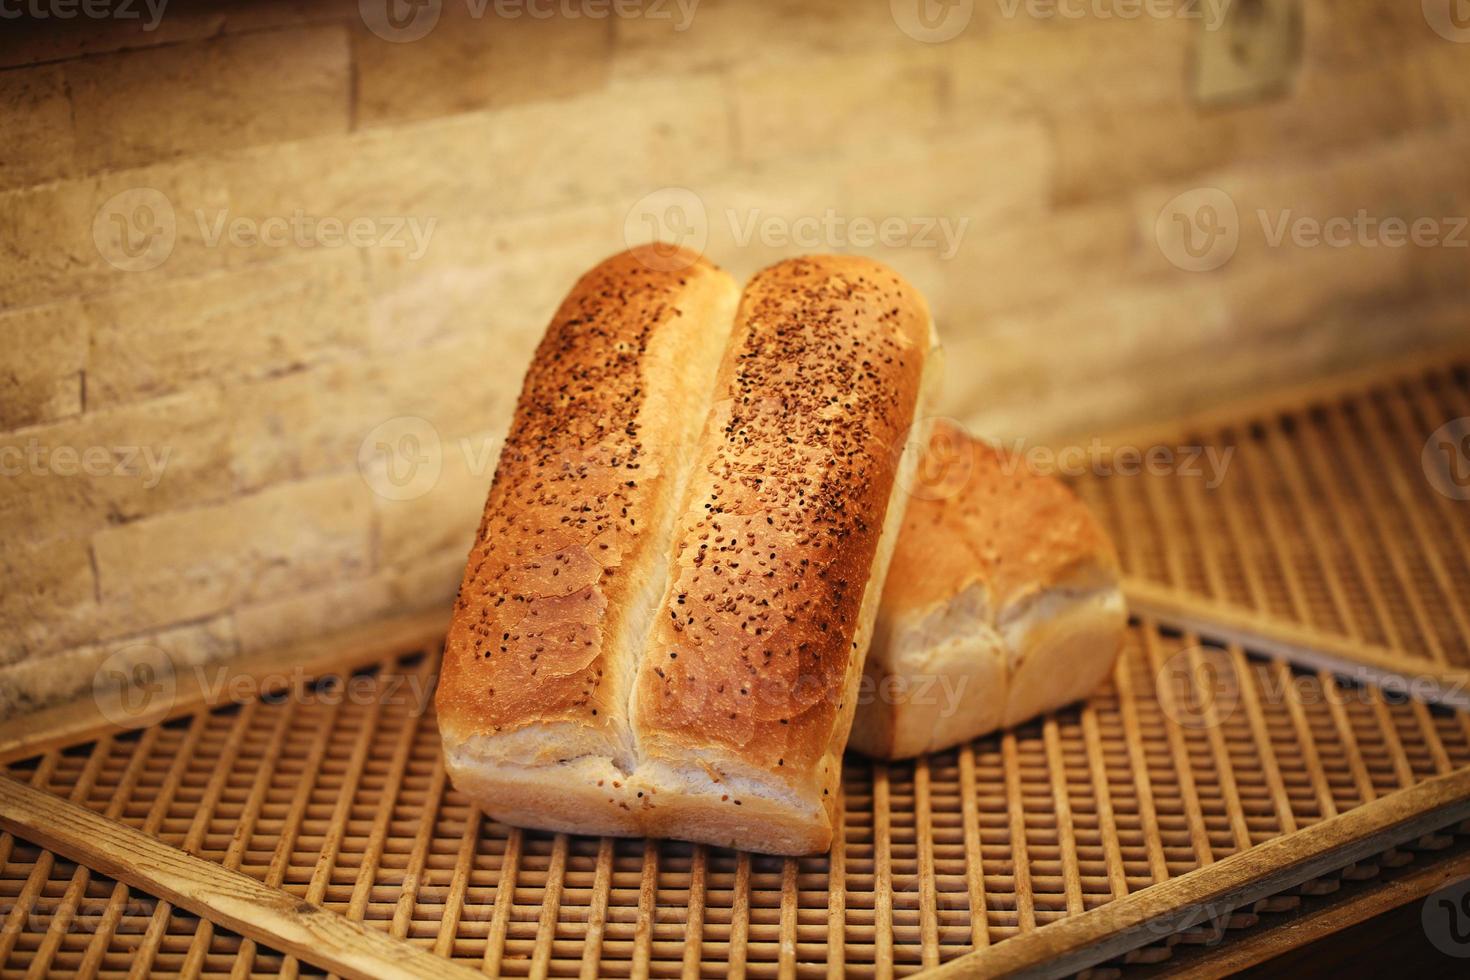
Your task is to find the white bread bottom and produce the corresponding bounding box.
[849,582,1127,759]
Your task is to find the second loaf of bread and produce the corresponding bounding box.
[849,421,1127,759]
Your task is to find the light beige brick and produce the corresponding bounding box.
[0,616,236,719]
[679,163,855,282]
[731,48,944,165]
[228,337,517,492]
[0,9,224,69]
[1218,244,1417,342]
[65,27,351,173]
[4,142,444,310]
[234,576,395,655]
[948,15,1189,122]
[1416,39,1470,126]
[951,279,1228,441]
[0,180,111,310]
[945,277,1229,417]
[1301,0,1441,71]
[1133,127,1470,276]
[972,19,1203,205]
[0,161,234,309]
[0,300,87,430]
[92,473,372,630]
[839,124,1052,228]
[376,425,498,568]
[365,202,624,351]
[0,65,76,190]
[482,75,734,213]
[1054,52,1440,205]
[954,239,1437,443]
[354,6,612,127]
[205,73,728,247]
[948,16,1441,205]
[386,545,465,611]
[940,199,1139,321]
[86,251,372,407]
[0,388,232,544]
[613,0,902,79]
[218,0,355,33]
[0,533,96,665]
[233,544,463,654]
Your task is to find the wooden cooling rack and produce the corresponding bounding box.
[1074,348,1470,675]
[4,616,1470,980]
[1,348,1468,978]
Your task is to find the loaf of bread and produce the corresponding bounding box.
[437,249,937,854]
[848,421,1127,760]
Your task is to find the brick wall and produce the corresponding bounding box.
[2,0,1467,715]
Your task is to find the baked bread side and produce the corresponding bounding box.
[436,246,741,836]
[632,255,937,852]
[850,422,1127,760]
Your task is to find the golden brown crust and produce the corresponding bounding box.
[437,251,934,853]
[851,420,1125,759]
[635,255,932,794]
[880,421,1121,617]
[436,246,738,747]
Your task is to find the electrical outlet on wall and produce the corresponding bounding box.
[1192,0,1302,107]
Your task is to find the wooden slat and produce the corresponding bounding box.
[926,767,1470,979]
[0,608,448,763]
[1122,577,1470,709]
[1167,845,1470,977]
[0,775,483,980]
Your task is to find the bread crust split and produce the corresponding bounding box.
[437,248,937,854]
[849,421,1128,760]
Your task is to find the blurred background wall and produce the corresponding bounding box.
[2,0,1467,714]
